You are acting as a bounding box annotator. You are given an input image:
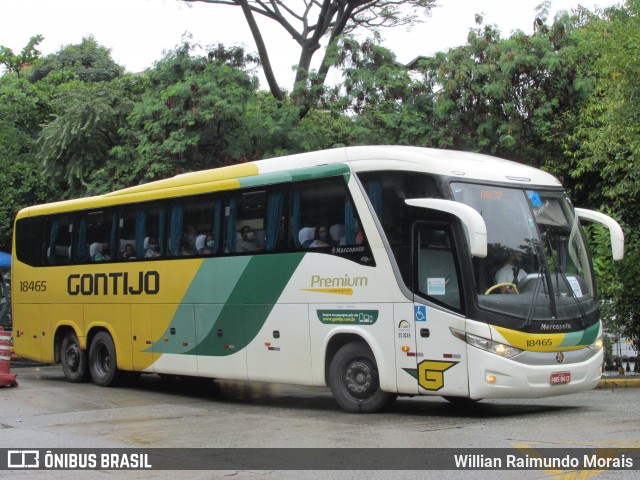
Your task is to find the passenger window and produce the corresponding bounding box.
[83,210,115,262]
[15,217,46,267]
[171,197,220,257]
[291,177,363,249]
[225,191,266,254]
[415,223,462,312]
[141,206,164,259]
[47,216,73,265]
[118,209,137,260]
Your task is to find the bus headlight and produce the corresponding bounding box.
[588,334,604,352]
[450,328,522,359]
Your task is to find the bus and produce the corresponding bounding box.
[11,146,624,413]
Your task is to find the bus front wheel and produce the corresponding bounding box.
[60,331,89,383]
[328,342,396,413]
[89,331,120,387]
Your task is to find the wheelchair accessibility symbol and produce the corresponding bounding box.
[414,305,427,322]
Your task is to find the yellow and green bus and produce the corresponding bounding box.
[12,146,624,412]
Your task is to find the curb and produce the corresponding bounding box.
[597,377,640,389]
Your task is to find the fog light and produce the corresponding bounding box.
[486,374,497,384]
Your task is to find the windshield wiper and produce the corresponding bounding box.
[522,239,548,330]
[522,268,544,331]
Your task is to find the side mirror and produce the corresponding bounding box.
[405,199,487,257]
[575,208,624,261]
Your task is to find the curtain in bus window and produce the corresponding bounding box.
[170,205,183,256]
[213,200,222,254]
[291,190,301,248]
[265,191,284,251]
[158,207,166,254]
[135,210,147,257]
[109,214,118,259]
[367,181,382,216]
[77,218,88,262]
[48,221,58,265]
[226,197,237,253]
[344,198,356,244]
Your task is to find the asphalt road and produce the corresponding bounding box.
[1,364,639,479]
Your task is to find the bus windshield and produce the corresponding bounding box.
[451,183,596,323]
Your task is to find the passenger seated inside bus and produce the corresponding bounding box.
[308,225,332,248]
[195,233,215,254]
[145,238,161,258]
[236,226,260,252]
[90,241,111,262]
[122,243,135,259]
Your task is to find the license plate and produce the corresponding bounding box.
[550,371,571,385]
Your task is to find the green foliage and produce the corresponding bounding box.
[38,76,142,196]
[113,42,262,183]
[0,69,58,249]
[112,40,356,186]
[323,38,437,146]
[28,36,124,83]
[0,35,43,80]
[416,11,585,166]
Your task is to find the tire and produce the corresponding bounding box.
[60,331,89,383]
[88,331,120,387]
[328,342,397,413]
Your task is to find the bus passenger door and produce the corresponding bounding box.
[412,222,470,398]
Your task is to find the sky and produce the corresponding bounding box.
[3,0,622,89]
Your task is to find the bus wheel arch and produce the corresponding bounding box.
[57,327,89,383]
[326,335,397,413]
[88,329,121,387]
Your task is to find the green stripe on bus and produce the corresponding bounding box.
[238,164,350,189]
[558,322,599,348]
[152,253,305,356]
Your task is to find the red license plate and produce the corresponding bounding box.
[550,371,571,385]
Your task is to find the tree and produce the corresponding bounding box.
[403,5,587,167]
[554,0,640,352]
[111,42,262,184]
[182,0,436,116]
[38,77,141,196]
[0,50,59,249]
[28,35,124,83]
[322,37,437,146]
[321,4,588,163]
[0,35,43,82]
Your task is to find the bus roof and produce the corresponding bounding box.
[17,146,561,217]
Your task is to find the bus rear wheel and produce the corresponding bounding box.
[328,342,396,413]
[60,331,89,383]
[89,331,121,387]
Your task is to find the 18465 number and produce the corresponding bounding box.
[19,280,47,292]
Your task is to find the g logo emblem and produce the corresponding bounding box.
[417,360,458,391]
